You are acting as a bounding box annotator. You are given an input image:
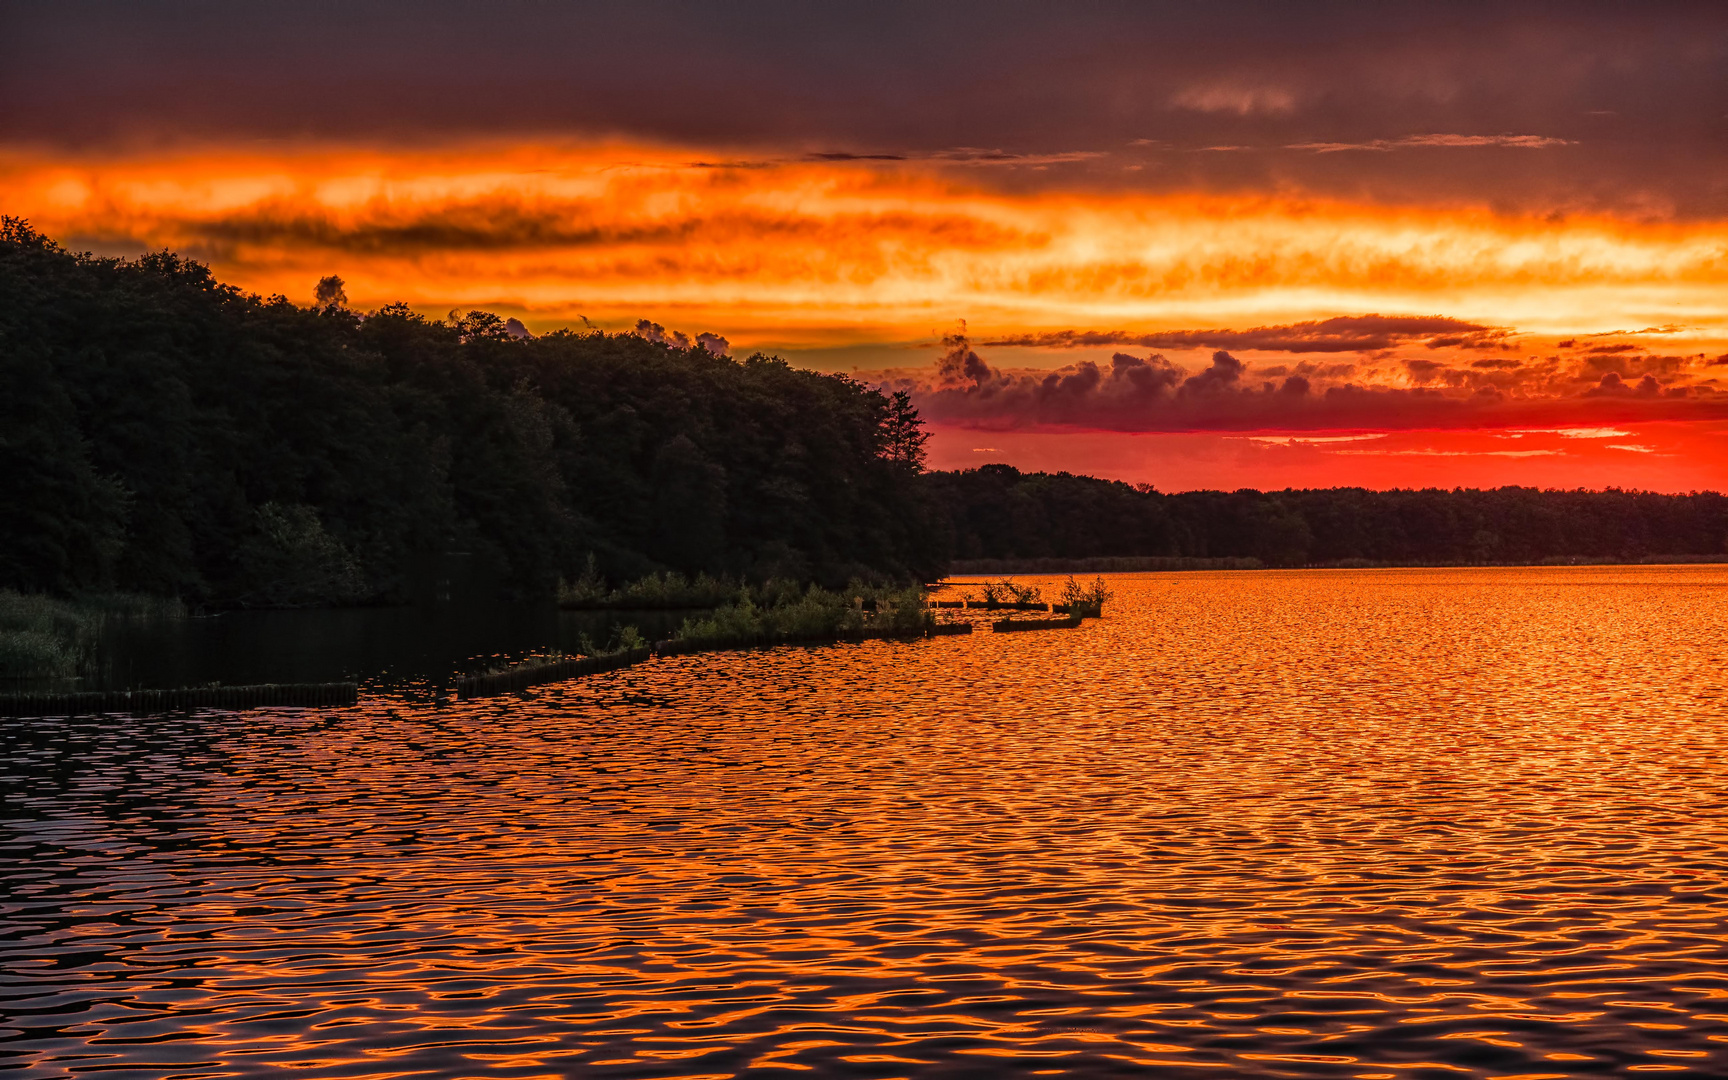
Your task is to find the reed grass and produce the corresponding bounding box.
[0,592,100,679]
[971,578,1043,605]
[1058,575,1114,617]
[0,589,188,681]
[674,583,935,648]
[578,624,648,657]
[558,558,739,609]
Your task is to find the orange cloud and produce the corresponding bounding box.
[6,141,1728,355]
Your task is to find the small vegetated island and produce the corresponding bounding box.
[4,221,1727,689]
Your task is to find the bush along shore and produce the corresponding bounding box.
[557,562,740,610]
[0,586,359,717]
[455,584,978,699]
[0,590,185,682]
[676,582,921,644]
[955,576,1114,618]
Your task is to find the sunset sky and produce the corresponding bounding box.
[5,2,1727,491]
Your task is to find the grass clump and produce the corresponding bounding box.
[558,556,738,609]
[611,572,735,608]
[865,584,938,635]
[1059,575,1115,617]
[0,589,184,680]
[674,581,933,647]
[579,624,647,657]
[0,596,89,679]
[676,585,857,646]
[555,554,610,606]
[973,578,1042,604]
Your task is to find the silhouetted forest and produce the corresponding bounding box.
[926,465,1728,567]
[7,222,1726,610]
[1,220,940,605]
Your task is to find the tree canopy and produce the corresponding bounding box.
[0,220,940,603]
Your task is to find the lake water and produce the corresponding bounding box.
[4,566,1727,1078]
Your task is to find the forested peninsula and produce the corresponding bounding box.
[2,220,938,605]
[5,220,1726,612]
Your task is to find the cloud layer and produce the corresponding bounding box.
[981,316,1508,354]
[7,144,1727,350]
[878,331,1728,434]
[6,4,1728,216]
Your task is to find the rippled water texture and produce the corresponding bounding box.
[5,566,1728,1079]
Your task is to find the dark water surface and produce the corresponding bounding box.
[85,603,692,693]
[4,566,1728,1078]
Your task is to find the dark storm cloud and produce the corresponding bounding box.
[6,2,1728,215]
[1583,372,1663,397]
[633,320,730,356]
[807,152,908,162]
[71,193,1029,264]
[982,315,1502,354]
[1183,350,1247,394]
[876,332,1728,432]
[1286,134,1574,152]
[179,202,706,254]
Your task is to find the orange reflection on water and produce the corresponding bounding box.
[1,567,1726,1076]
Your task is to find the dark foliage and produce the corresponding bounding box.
[0,221,940,604]
[927,465,1728,567]
[11,221,1721,606]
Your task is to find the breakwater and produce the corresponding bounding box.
[655,622,972,657]
[992,614,1084,632]
[0,682,358,718]
[951,555,1265,574]
[455,647,653,699]
[459,622,976,698]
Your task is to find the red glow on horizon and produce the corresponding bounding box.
[927,420,1728,493]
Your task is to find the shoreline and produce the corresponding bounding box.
[946,554,1728,575]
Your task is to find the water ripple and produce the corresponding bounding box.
[4,566,1728,1077]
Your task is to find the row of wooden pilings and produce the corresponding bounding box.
[930,600,1052,611]
[454,646,654,699]
[992,614,1085,632]
[930,601,1097,613]
[0,682,358,719]
[460,622,980,698]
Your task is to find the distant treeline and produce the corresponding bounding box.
[0,220,940,605]
[925,465,1728,567]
